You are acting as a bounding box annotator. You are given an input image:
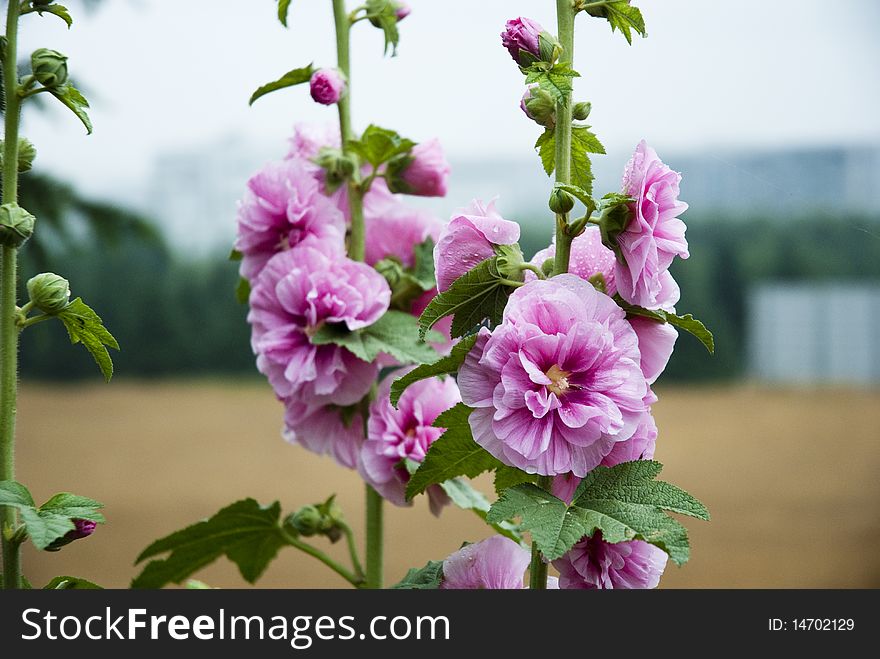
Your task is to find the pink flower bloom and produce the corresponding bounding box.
[399,139,450,197]
[248,246,389,405]
[630,316,678,384]
[501,17,544,66]
[286,122,341,162]
[434,199,521,292]
[283,401,365,469]
[526,227,617,294]
[616,140,689,309]
[359,373,461,514]
[235,159,346,280]
[364,199,443,269]
[553,532,668,589]
[441,536,531,589]
[309,68,347,105]
[458,275,649,477]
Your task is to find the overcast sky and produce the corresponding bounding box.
[16,0,880,199]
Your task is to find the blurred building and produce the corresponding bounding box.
[748,283,880,384]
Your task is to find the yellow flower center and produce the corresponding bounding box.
[545,364,571,396]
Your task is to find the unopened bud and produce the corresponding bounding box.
[520,84,556,128]
[288,505,322,537]
[45,519,96,552]
[27,272,71,314]
[572,102,592,121]
[315,148,357,193]
[31,48,69,89]
[549,188,575,214]
[393,2,411,20]
[0,138,37,173]
[0,202,36,248]
[309,68,347,106]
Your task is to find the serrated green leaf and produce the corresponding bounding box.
[249,63,314,105]
[277,0,292,27]
[615,296,715,354]
[585,1,647,45]
[411,237,436,290]
[392,560,444,589]
[390,334,477,407]
[44,576,102,590]
[0,482,105,551]
[49,84,92,134]
[312,310,440,365]
[487,461,709,564]
[235,277,250,305]
[57,298,119,381]
[494,466,537,495]
[405,404,504,498]
[35,4,73,28]
[570,125,604,195]
[132,498,286,588]
[347,125,414,168]
[418,257,511,340]
[524,63,580,105]
[536,129,555,176]
[365,0,400,56]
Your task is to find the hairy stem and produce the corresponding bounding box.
[552,0,576,277]
[529,475,554,589]
[1,0,22,591]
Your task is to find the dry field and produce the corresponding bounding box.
[14,381,880,589]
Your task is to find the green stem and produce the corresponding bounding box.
[519,263,546,279]
[340,521,365,582]
[529,475,553,589]
[282,530,364,588]
[552,0,576,277]
[1,0,22,591]
[364,485,384,588]
[333,0,365,261]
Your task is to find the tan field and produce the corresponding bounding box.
[12,381,880,589]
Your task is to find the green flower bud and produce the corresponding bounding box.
[549,188,575,214]
[572,101,592,121]
[27,273,71,314]
[31,48,69,89]
[494,243,526,284]
[288,505,322,537]
[598,193,635,255]
[0,138,37,173]
[520,84,556,128]
[314,147,357,193]
[540,258,555,277]
[0,202,36,248]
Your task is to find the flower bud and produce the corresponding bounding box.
[45,519,96,552]
[520,83,556,128]
[0,138,37,173]
[393,2,411,20]
[549,188,575,214]
[495,243,526,284]
[27,272,71,314]
[309,68,347,106]
[314,147,357,192]
[288,505,322,537]
[393,138,450,197]
[572,101,592,121]
[31,48,69,89]
[501,17,545,66]
[0,202,36,248]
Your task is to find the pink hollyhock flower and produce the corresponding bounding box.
[283,401,365,469]
[616,140,689,309]
[434,199,521,292]
[399,139,450,198]
[458,275,649,477]
[286,122,341,162]
[629,316,677,385]
[501,17,544,66]
[309,68,347,105]
[359,373,461,514]
[440,536,531,589]
[364,200,443,269]
[248,246,390,405]
[526,227,617,293]
[46,518,97,551]
[553,532,668,589]
[235,159,346,280]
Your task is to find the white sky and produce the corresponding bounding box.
[16,0,880,198]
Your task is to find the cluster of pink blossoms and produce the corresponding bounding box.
[237,123,451,469]
[433,132,689,588]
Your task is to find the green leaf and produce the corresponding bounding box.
[44,576,102,590]
[347,125,414,168]
[418,257,511,340]
[0,482,105,551]
[570,125,605,195]
[585,1,647,45]
[411,236,436,290]
[249,63,314,105]
[494,466,537,495]
[49,84,92,134]
[487,461,709,564]
[438,478,523,543]
[311,310,440,365]
[132,498,286,588]
[235,277,250,305]
[390,334,477,407]
[405,404,504,499]
[535,129,555,177]
[56,298,119,381]
[35,4,73,28]
[277,0,292,27]
[391,560,444,589]
[614,296,715,354]
[524,63,580,106]
[365,0,400,56]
